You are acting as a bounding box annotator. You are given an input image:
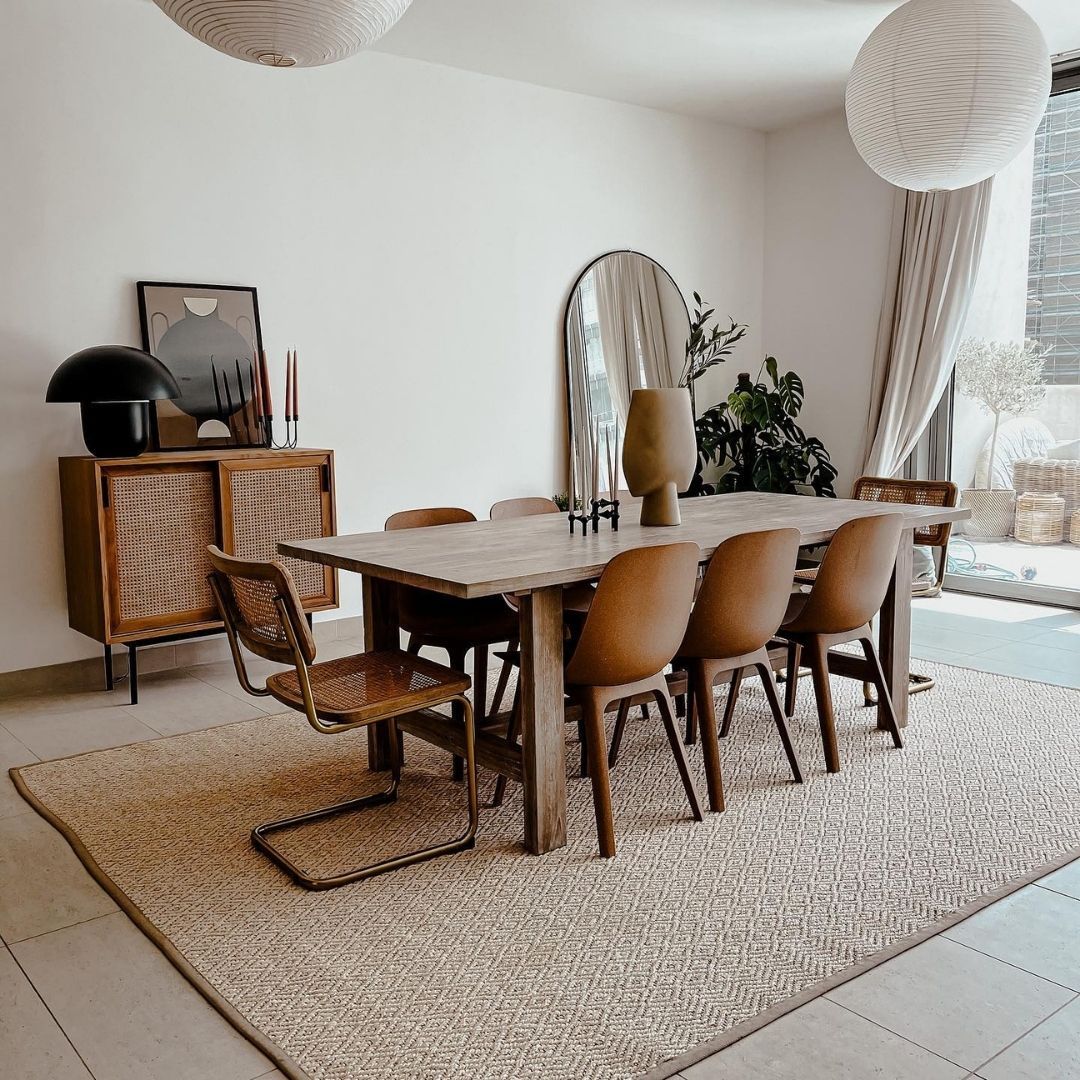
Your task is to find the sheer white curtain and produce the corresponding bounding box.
[565,290,597,502]
[594,253,672,423]
[863,179,995,479]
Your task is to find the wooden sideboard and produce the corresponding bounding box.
[58,448,337,701]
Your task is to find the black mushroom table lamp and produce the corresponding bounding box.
[46,345,181,457]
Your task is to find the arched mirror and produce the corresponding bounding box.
[564,250,690,500]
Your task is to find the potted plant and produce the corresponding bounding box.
[954,338,1048,539]
[687,358,838,497]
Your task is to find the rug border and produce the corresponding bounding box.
[638,843,1080,1078]
[12,746,1080,1080]
[10,764,315,1080]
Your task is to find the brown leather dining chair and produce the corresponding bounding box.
[486,497,595,722]
[564,542,704,857]
[206,546,479,891]
[667,529,804,812]
[386,507,519,779]
[778,513,906,774]
[794,476,959,703]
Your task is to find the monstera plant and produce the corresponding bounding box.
[687,357,837,498]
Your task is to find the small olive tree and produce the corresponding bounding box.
[954,338,1049,489]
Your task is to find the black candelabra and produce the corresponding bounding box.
[567,503,591,535]
[591,497,620,532]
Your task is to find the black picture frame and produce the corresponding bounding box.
[137,280,266,451]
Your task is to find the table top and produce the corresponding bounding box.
[280,491,968,599]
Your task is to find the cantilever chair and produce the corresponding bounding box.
[665,529,804,812]
[778,514,905,774]
[386,507,519,780]
[794,476,959,702]
[207,546,479,891]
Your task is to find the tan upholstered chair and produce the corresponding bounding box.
[564,542,704,857]
[778,514,905,774]
[386,507,519,779]
[669,529,804,812]
[207,546,479,891]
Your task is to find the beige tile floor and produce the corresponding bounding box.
[1,601,1078,1080]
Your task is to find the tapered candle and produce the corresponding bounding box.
[592,419,600,501]
[284,350,294,421]
[569,451,576,513]
[606,427,615,497]
[291,350,299,420]
[614,422,620,498]
[251,351,263,420]
[260,350,273,418]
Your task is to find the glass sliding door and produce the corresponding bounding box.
[941,60,1080,608]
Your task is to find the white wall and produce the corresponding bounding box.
[763,111,894,494]
[0,0,765,674]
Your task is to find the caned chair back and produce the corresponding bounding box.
[207,546,316,666]
[489,497,560,520]
[853,476,958,548]
[785,513,905,637]
[565,542,700,688]
[680,528,801,660]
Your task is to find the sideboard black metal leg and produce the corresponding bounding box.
[128,644,139,705]
[104,645,114,692]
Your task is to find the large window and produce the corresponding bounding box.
[945,60,1080,605]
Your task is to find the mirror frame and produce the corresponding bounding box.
[562,249,691,499]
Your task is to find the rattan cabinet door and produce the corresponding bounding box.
[220,457,336,608]
[103,465,221,637]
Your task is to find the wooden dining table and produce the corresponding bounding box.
[280,491,967,855]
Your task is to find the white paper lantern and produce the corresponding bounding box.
[846,0,1051,191]
[151,0,413,68]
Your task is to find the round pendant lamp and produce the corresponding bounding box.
[845,0,1051,191]
[150,1,413,68]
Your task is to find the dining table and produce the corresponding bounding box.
[280,491,968,855]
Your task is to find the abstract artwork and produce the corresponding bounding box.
[137,281,266,450]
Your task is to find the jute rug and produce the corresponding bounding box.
[12,662,1080,1080]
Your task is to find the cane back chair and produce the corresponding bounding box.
[207,546,479,891]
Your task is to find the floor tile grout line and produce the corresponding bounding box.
[5,941,100,1079]
[0,719,44,759]
[968,990,1080,1076]
[6,909,119,948]
[1031,881,1080,903]
[826,997,977,1073]
[939,934,1080,993]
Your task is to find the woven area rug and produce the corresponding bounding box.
[13,662,1080,1080]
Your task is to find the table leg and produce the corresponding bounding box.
[878,529,913,730]
[363,576,400,771]
[518,586,567,854]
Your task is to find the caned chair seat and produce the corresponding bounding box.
[793,566,819,585]
[267,650,471,724]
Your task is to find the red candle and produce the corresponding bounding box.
[285,350,294,421]
[260,350,273,418]
[252,350,264,420]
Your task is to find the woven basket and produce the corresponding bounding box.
[1070,509,1080,546]
[959,488,1015,539]
[1014,492,1065,545]
[1012,458,1080,515]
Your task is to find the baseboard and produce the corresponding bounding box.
[0,615,366,701]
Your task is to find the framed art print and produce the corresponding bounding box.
[137,281,265,450]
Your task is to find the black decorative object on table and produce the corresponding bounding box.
[46,345,181,457]
[591,497,620,532]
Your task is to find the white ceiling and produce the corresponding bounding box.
[374,0,1080,131]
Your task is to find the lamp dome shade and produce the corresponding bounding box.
[46,346,180,404]
[150,0,413,68]
[845,0,1051,191]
